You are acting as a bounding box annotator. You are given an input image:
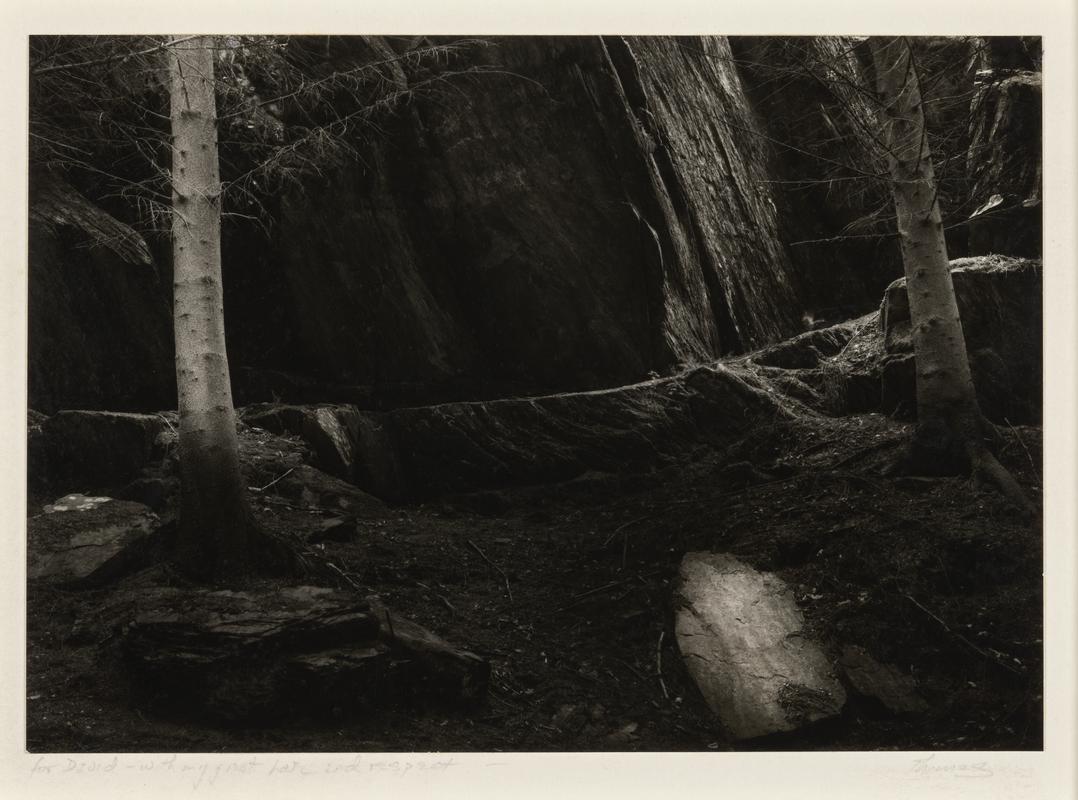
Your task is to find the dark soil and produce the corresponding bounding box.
[25,412,1043,752]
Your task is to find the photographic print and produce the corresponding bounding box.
[17,19,1062,786]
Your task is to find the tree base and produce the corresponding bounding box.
[171,518,310,586]
[885,420,1035,520]
[968,447,1037,521]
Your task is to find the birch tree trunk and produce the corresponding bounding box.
[869,36,1030,510]
[168,35,253,578]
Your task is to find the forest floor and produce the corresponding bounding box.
[25,406,1043,753]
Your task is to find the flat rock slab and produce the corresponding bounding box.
[28,498,158,587]
[675,552,846,740]
[840,645,930,715]
[121,586,489,722]
[42,493,113,513]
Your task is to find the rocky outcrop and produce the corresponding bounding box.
[839,645,929,715]
[749,323,859,371]
[269,464,387,516]
[37,410,169,494]
[730,37,904,317]
[119,585,489,721]
[880,255,1041,423]
[230,252,1040,503]
[28,174,175,414]
[732,255,1041,423]
[967,66,1042,257]
[675,552,846,740]
[256,37,803,395]
[243,404,362,481]
[28,498,159,587]
[741,314,882,416]
[33,36,808,413]
[29,256,1038,508]
[731,36,1042,319]
[27,37,1040,417]
[261,363,795,502]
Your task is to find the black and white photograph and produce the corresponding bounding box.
[5,1,1077,797]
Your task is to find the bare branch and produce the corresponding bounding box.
[32,35,199,75]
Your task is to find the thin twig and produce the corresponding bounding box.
[467,538,513,602]
[566,581,623,603]
[251,467,294,493]
[554,569,664,614]
[418,581,460,616]
[656,630,670,700]
[613,657,648,683]
[155,412,177,434]
[32,35,201,75]
[903,594,1025,676]
[1003,417,1041,484]
[603,515,654,547]
[323,559,364,592]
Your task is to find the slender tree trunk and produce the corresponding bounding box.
[168,35,253,578]
[868,36,1030,511]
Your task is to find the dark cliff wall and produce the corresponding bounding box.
[32,35,806,411]
[239,36,803,400]
[966,39,1042,257]
[28,35,1040,413]
[28,175,175,414]
[730,36,899,320]
[730,36,1042,322]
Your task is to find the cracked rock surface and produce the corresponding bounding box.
[28,498,158,587]
[675,551,846,739]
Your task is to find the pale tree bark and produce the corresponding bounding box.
[868,36,1031,512]
[168,35,253,578]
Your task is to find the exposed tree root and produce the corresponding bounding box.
[969,446,1037,521]
[172,519,311,586]
[885,421,1036,520]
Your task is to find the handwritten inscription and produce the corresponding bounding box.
[911,753,994,778]
[30,754,457,789]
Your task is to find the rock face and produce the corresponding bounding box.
[28,174,175,414]
[966,40,1041,258]
[731,37,905,317]
[120,585,489,721]
[737,256,1042,423]
[28,37,1041,414]
[28,499,158,587]
[269,464,387,517]
[749,323,859,371]
[732,37,1042,318]
[38,410,169,494]
[880,255,1042,423]
[243,404,364,482]
[256,363,794,501]
[675,552,846,740]
[32,36,809,413]
[253,36,802,397]
[839,645,929,715]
